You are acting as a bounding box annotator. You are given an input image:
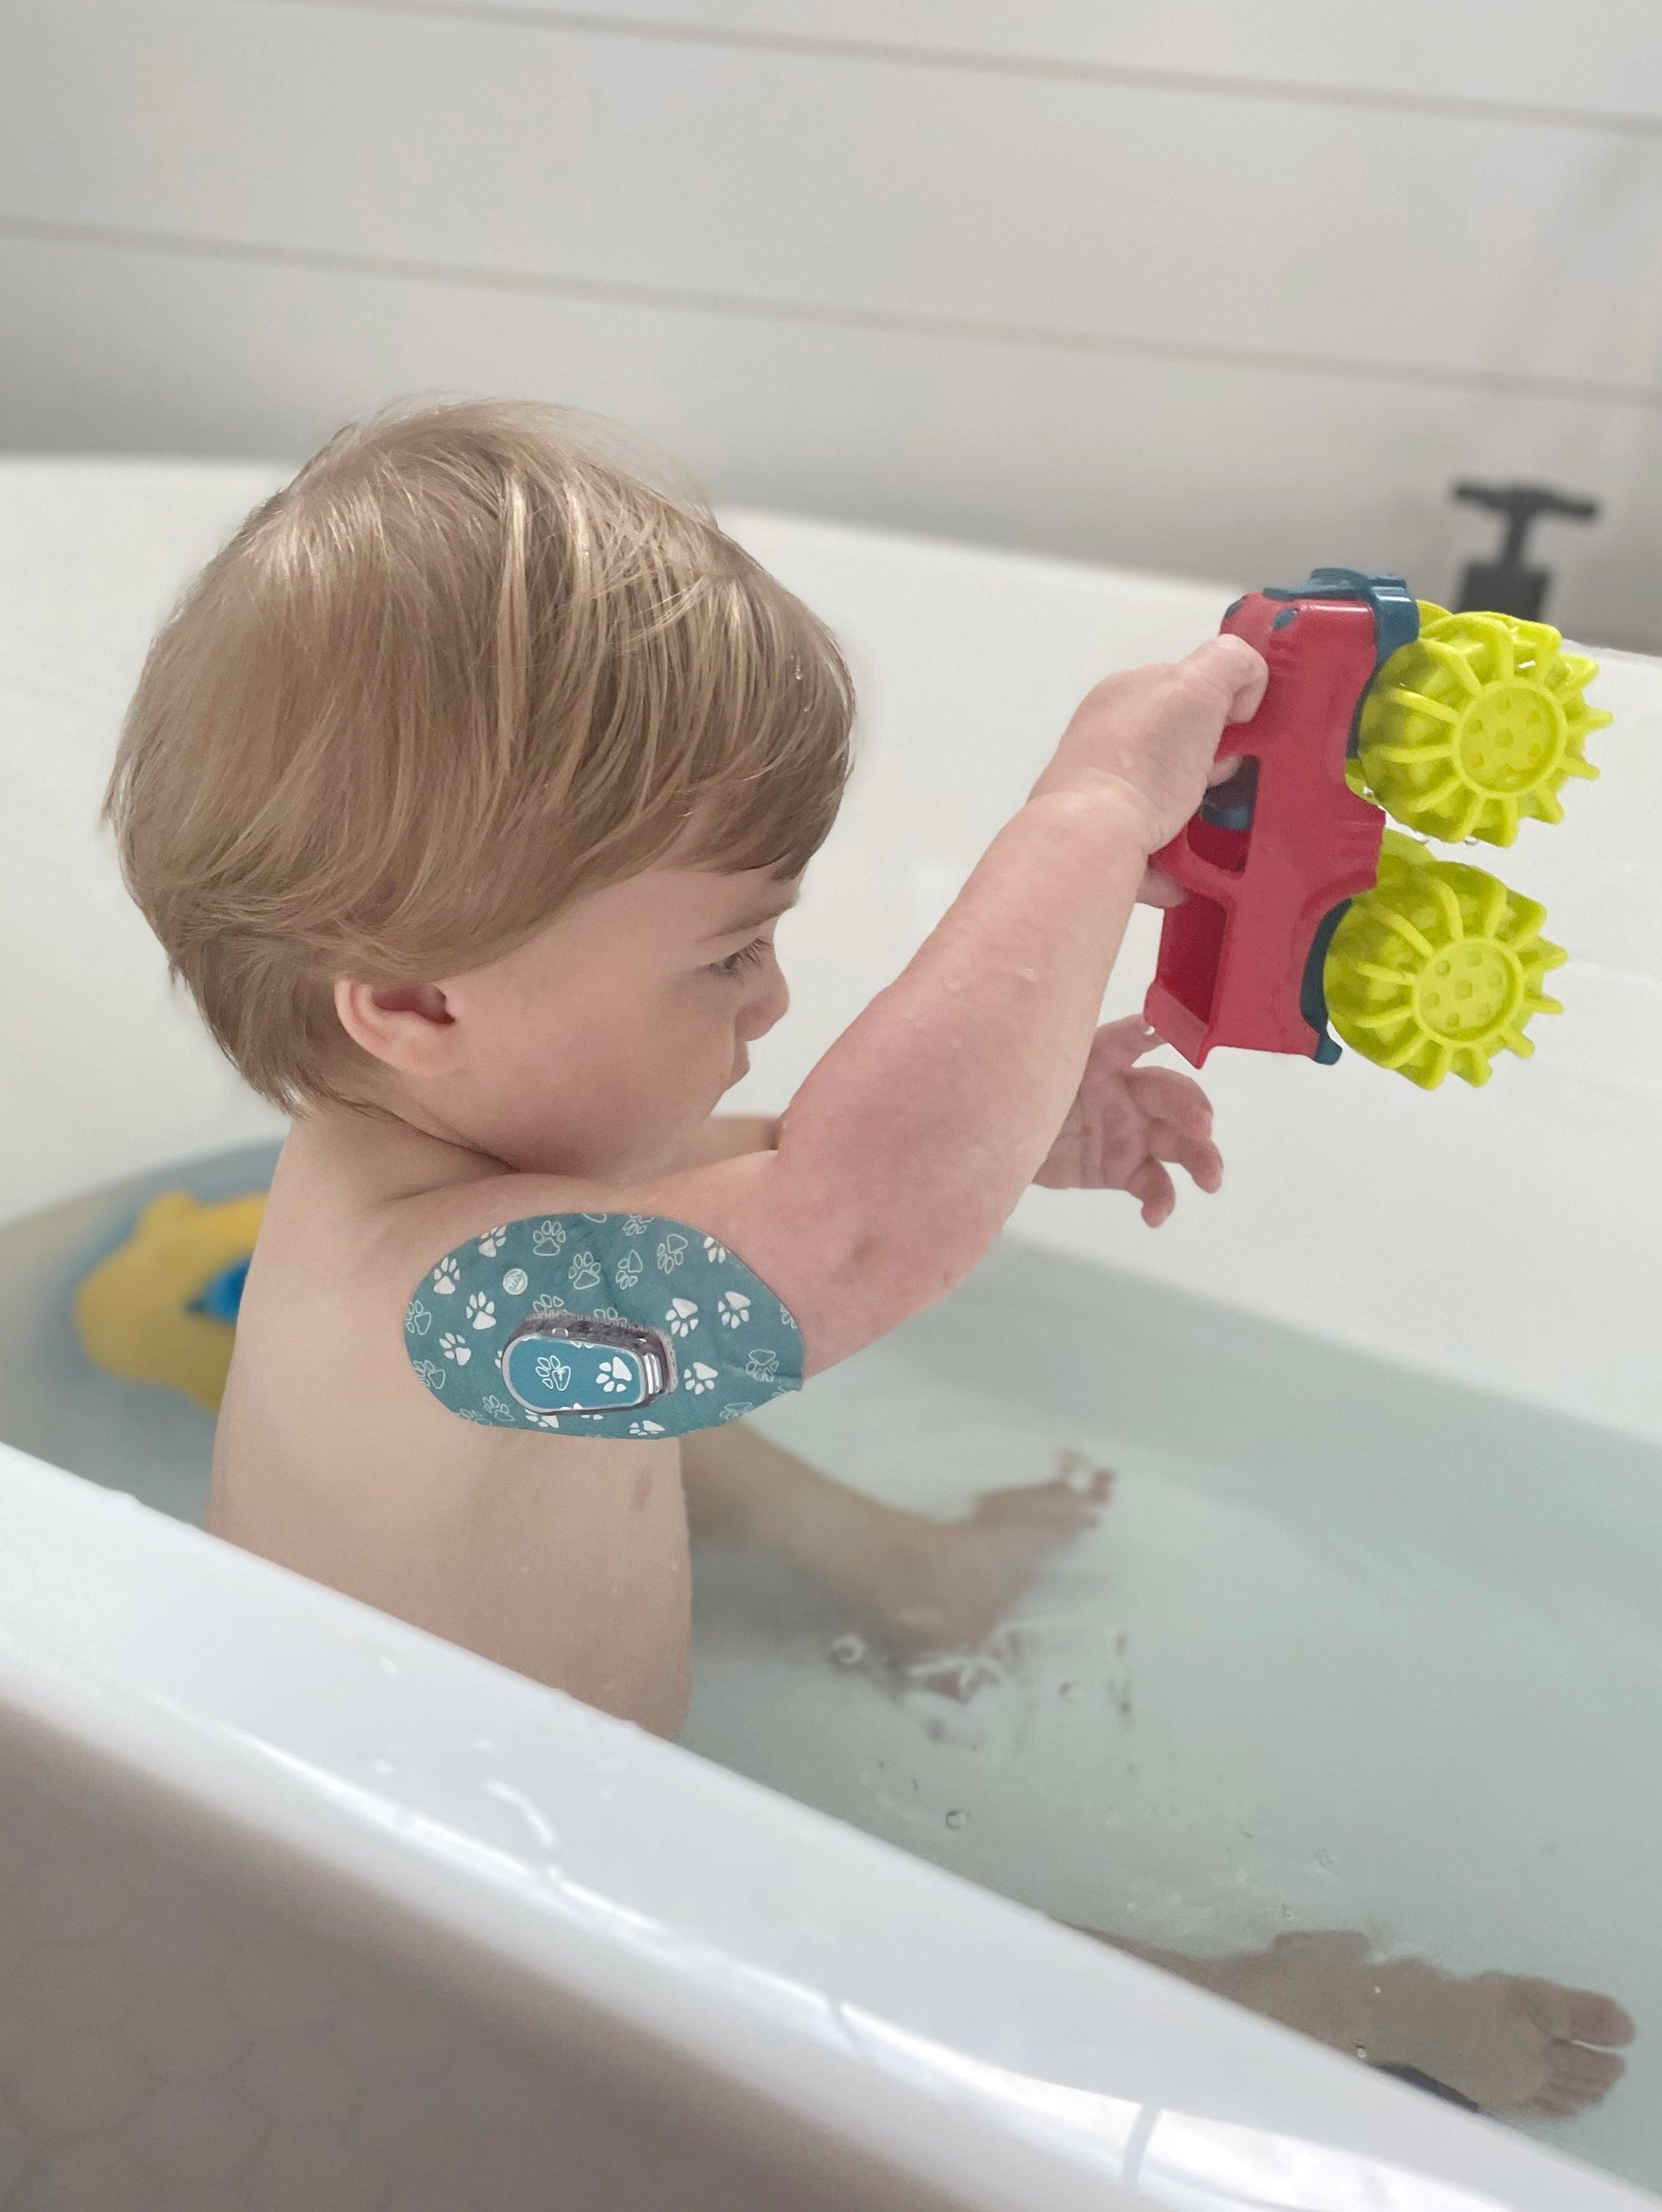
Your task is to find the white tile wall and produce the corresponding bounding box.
[0,0,1657,642]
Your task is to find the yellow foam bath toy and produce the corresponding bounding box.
[1357,602,1607,848]
[75,1190,267,1413]
[1325,833,1566,1090]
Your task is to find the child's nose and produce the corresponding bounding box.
[742,966,789,1040]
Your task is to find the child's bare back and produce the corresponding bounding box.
[210,1108,694,1734]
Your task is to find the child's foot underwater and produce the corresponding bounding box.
[865,1450,1114,1663]
[1109,1929,1635,2117]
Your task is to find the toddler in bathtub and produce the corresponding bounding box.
[109,399,1630,2118]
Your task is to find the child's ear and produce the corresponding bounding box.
[334,978,460,1079]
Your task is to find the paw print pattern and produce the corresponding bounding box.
[416,1214,801,1432]
[455,1408,485,1423]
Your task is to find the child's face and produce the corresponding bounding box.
[424,862,795,1177]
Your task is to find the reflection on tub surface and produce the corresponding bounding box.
[6,1147,1661,2193]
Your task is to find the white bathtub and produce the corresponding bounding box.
[2,456,1660,2212]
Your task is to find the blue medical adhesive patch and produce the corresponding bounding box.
[404,1214,803,1438]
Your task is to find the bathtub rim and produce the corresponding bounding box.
[0,1438,1651,2212]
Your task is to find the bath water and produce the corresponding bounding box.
[4,1151,1660,2193]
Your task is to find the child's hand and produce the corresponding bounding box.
[1035,1016,1220,1225]
[1032,636,1267,858]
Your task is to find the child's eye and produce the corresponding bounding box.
[709,936,770,981]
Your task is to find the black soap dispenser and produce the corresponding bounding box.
[1451,481,1600,622]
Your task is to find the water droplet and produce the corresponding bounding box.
[1059,1681,1081,1702]
[1355,2043,1369,2062]
[944,1809,966,1831]
[1315,1850,1334,1871]
[829,1633,867,1667]
[371,1757,395,1779]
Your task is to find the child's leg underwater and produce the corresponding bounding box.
[682,1424,1113,1657]
[1082,1925,1632,2119]
[684,1434,1631,2117]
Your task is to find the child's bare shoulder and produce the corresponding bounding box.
[245,1128,580,1401]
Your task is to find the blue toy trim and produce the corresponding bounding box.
[1261,568,1419,671]
[1298,900,1351,1066]
[190,1256,252,1324]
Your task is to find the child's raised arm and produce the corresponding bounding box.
[401,636,1266,1377]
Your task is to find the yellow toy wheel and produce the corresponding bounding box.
[1324,834,1565,1089]
[1355,602,1606,847]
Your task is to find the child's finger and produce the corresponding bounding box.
[1128,1158,1177,1226]
[1149,1121,1223,1192]
[1138,864,1186,908]
[1126,1064,1213,1135]
[1088,1017,1163,1074]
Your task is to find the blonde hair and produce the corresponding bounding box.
[107,398,854,1108]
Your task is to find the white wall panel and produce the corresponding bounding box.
[359,0,1662,124]
[4,229,1655,646]
[2,1,1660,391]
[0,0,1653,641]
